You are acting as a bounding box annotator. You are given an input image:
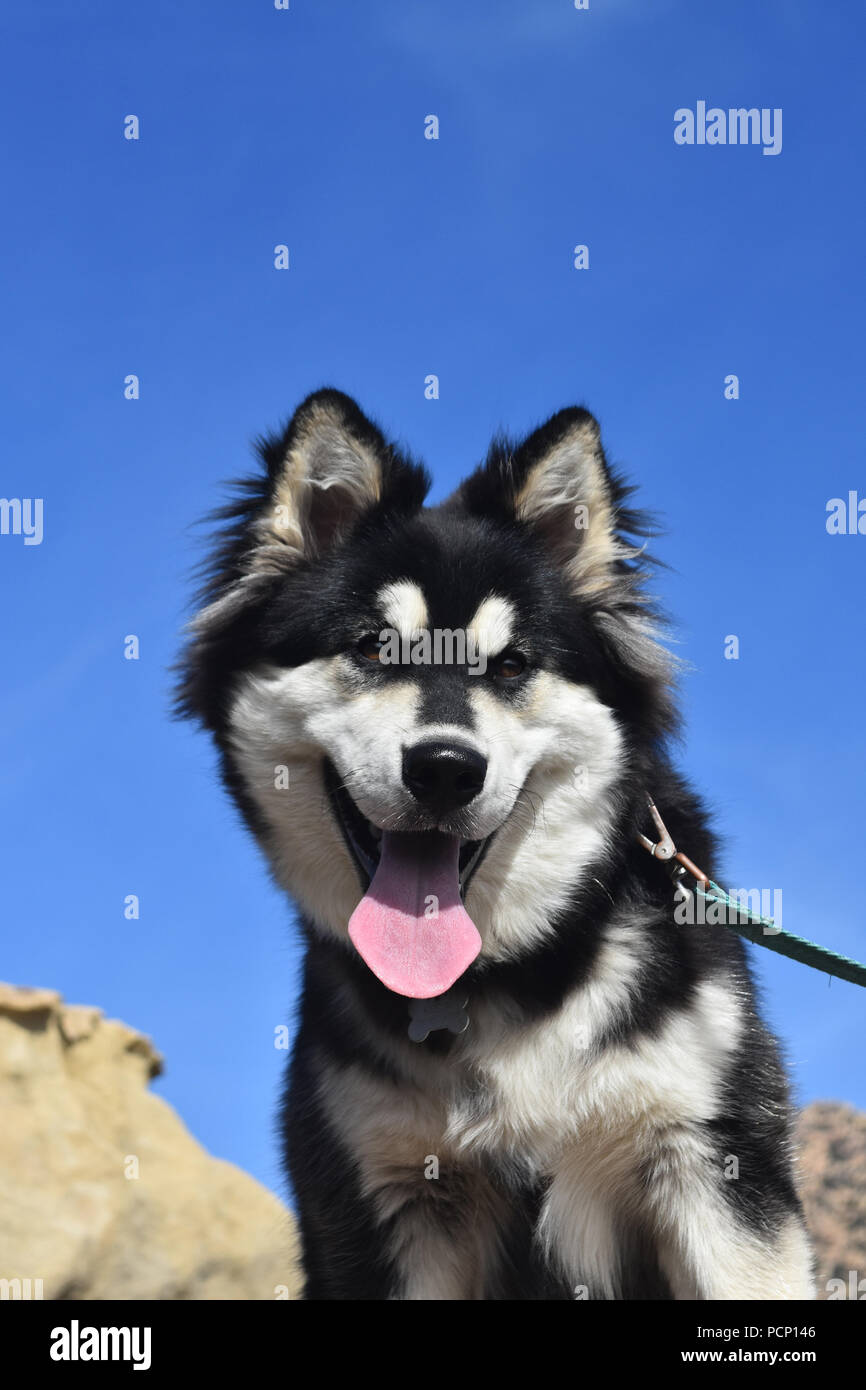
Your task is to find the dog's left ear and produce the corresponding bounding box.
[452,407,631,599]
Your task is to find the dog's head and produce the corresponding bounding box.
[178,390,674,995]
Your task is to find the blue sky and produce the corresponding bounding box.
[2,0,864,1200]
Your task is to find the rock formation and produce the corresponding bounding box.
[797,1101,866,1299]
[0,983,300,1300]
[0,981,862,1300]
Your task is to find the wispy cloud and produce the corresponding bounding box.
[375,0,672,77]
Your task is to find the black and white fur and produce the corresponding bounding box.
[178,389,814,1300]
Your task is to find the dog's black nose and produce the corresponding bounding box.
[402,741,487,814]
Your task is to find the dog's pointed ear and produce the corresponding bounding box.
[250,388,423,571]
[451,407,632,599]
[188,390,429,638]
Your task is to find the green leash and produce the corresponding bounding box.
[695,882,866,989]
[639,795,866,989]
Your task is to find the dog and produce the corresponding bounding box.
[177,389,814,1300]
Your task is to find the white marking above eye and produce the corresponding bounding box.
[467,595,515,660]
[376,581,428,640]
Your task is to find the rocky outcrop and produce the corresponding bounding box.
[797,1101,866,1299]
[1,981,862,1301]
[0,983,300,1300]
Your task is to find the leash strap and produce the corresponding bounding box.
[638,796,866,989]
[696,881,866,988]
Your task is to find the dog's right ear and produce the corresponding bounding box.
[190,389,429,633]
[252,388,425,572]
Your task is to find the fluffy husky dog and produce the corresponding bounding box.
[178,389,814,1300]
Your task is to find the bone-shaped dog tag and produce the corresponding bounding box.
[407,989,470,1042]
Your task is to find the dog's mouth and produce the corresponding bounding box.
[323,758,492,895]
[324,758,494,1000]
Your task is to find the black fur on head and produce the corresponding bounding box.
[176,388,676,745]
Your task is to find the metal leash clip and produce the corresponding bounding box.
[637,796,709,903]
[636,799,866,989]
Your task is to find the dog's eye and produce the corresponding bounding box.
[493,650,527,679]
[357,635,384,662]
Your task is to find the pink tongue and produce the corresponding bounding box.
[348,831,482,998]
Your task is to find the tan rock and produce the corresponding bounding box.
[797,1100,866,1300]
[4,977,859,1303]
[0,983,300,1300]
